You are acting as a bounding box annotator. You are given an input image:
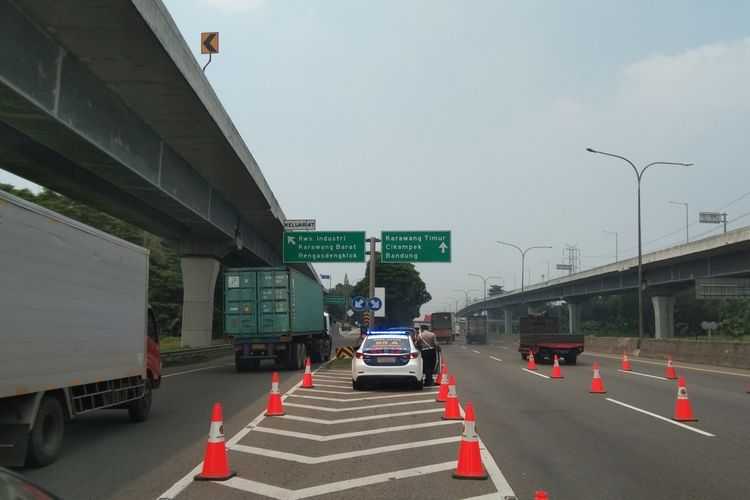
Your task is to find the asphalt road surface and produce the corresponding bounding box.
[20,332,750,500]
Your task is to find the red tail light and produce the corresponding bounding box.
[410,351,419,359]
[355,352,363,359]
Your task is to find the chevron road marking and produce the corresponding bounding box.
[250,420,461,442]
[284,398,436,412]
[278,407,443,425]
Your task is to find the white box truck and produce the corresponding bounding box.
[0,190,162,466]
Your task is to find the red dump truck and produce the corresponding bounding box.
[519,314,584,364]
[430,312,456,343]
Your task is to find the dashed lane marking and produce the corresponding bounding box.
[284,398,436,412]
[472,349,481,354]
[606,398,716,437]
[220,462,457,499]
[250,420,461,442]
[230,436,461,464]
[489,355,502,362]
[618,369,669,381]
[278,407,443,424]
[582,352,750,378]
[522,368,551,379]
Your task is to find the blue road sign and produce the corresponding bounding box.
[352,296,367,312]
[368,297,383,311]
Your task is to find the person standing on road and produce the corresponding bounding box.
[417,325,437,386]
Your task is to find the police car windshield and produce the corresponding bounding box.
[362,337,410,353]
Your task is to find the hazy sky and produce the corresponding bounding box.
[4,0,750,314]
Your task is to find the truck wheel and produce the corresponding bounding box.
[128,379,152,423]
[27,395,65,467]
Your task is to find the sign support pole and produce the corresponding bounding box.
[367,237,379,300]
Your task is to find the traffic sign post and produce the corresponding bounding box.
[351,296,367,312]
[285,219,316,231]
[283,231,365,263]
[381,231,451,263]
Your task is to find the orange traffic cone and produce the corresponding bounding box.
[452,402,488,479]
[301,357,314,388]
[665,356,677,380]
[550,355,564,379]
[673,377,697,422]
[194,403,236,481]
[436,366,450,402]
[266,371,285,416]
[590,362,606,394]
[534,491,550,500]
[442,375,462,420]
[527,350,538,370]
[621,352,632,371]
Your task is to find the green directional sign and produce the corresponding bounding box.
[381,231,451,263]
[324,295,347,305]
[283,231,365,263]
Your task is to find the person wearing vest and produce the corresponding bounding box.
[417,325,437,386]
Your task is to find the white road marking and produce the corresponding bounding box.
[618,369,669,381]
[251,420,461,442]
[522,368,550,379]
[606,398,716,437]
[220,462,457,499]
[307,383,351,389]
[479,444,517,498]
[489,355,503,362]
[230,436,460,464]
[314,375,351,381]
[461,346,467,350]
[288,391,437,402]
[498,346,509,350]
[582,352,750,378]
[298,388,359,395]
[278,407,443,425]
[472,349,481,354]
[162,363,234,378]
[284,398,436,412]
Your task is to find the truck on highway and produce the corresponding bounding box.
[224,267,332,371]
[430,312,456,343]
[466,317,488,344]
[518,313,584,364]
[0,190,161,467]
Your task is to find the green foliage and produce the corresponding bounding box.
[718,299,750,337]
[1,184,183,335]
[351,256,431,326]
[325,280,355,321]
[488,284,505,296]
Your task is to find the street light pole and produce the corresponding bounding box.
[453,289,480,308]
[467,274,503,302]
[587,148,692,343]
[603,230,619,262]
[668,201,689,243]
[495,242,552,292]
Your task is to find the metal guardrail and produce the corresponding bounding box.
[161,344,233,365]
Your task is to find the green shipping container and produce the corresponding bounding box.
[223,267,324,338]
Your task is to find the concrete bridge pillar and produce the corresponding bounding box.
[567,302,582,334]
[180,256,221,348]
[652,295,676,339]
[504,309,513,335]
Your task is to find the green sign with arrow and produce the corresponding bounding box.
[381,231,451,263]
[283,231,365,263]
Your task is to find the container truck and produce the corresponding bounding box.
[430,312,456,343]
[519,313,584,364]
[466,317,488,344]
[224,267,332,371]
[0,190,161,467]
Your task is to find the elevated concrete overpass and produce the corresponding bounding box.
[0,0,314,345]
[459,227,750,338]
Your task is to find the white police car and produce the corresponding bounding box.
[352,330,424,390]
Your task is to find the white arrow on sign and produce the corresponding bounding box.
[287,235,296,245]
[438,242,448,254]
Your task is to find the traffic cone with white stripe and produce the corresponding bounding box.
[266,371,285,416]
[527,350,538,370]
[194,403,236,481]
[442,375,463,420]
[452,402,488,479]
[301,357,314,388]
[590,362,606,394]
[550,355,564,379]
[436,365,450,402]
[673,377,697,422]
[621,352,632,371]
[665,356,677,380]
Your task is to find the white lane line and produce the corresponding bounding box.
[461,346,467,350]
[288,391,437,403]
[618,369,669,381]
[314,375,351,381]
[606,398,716,437]
[279,407,443,425]
[221,462,457,499]
[522,368,550,379]
[582,352,750,378]
[162,363,234,378]
[472,349,481,354]
[307,383,351,389]
[479,444,516,498]
[489,355,503,362]
[284,398,436,412]
[230,436,460,464]
[298,388,358,395]
[251,420,461,442]
[498,346,509,350]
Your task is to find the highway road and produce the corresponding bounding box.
[21,332,750,500]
